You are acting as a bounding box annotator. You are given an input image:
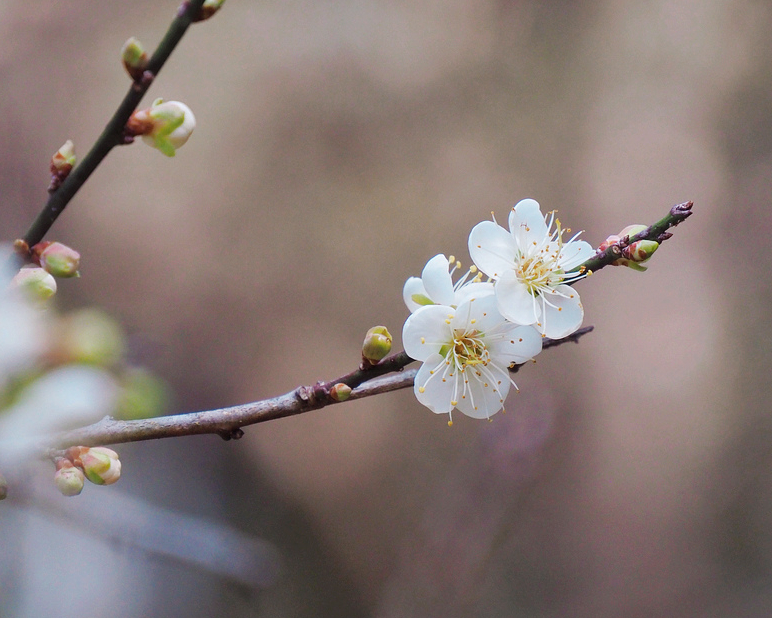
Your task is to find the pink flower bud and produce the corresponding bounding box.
[79,447,122,486]
[54,462,85,497]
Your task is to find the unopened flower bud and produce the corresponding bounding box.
[194,0,226,22]
[49,140,76,192]
[597,234,620,252]
[54,462,85,497]
[362,326,392,364]
[80,447,121,486]
[34,241,80,278]
[121,37,148,82]
[330,383,352,402]
[11,266,57,300]
[128,99,196,157]
[627,239,659,262]
[618,224,647,239]
[0,472,8,500]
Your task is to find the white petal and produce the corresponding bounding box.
[414,353,454,414]
[468,221,517,280]
[402,276,428,312]
[402,305,453,361]
[454,365,509,419]
[509,199,548,246]
[489,325,543,364]
[559,240,594,271]
[494,272,540,326]
[453,281,494,306]
[537,285,584,339]
[421,254,455,306]
[454,293,502,334]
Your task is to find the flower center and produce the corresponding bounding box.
[516,253,562,295]
[451,329,489,369]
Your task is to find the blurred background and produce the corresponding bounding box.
[1,0,771,615]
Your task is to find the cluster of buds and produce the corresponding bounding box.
[361,326,392,365]
[598,224,660,272]
[49,140,76,193]
[10,239,81,301]
[54,446,122,496]
[126,98,196,157]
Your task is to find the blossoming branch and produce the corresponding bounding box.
[0,0,694,500]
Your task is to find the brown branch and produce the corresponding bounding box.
[43,329,594,452]
[12,0,208,265]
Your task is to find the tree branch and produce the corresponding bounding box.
[44,329,594,451]
[18,0,207,254]
[573,201,694,275]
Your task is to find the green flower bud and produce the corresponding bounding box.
[54,462,85,497]
[128,99,196,157]
[330,383,352,402]
[36,241,80,278]
[0,472,8,500]
[80,447,121,486]
[11,266,57,300]
[628,239,659,262]
[121,37,148,82]
[362,326,392,364]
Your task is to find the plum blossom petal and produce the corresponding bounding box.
[538,285,584,339]
[468,221,518,279]
[402,305,454,361]
[556,238,594,270]
[403,276,429,312]
[413,352,454,414]
[508,198,548,244]
[421,254,455,306]
[492,271,541,326]
[403,253,491,313]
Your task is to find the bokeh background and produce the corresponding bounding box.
[1,0,771,616]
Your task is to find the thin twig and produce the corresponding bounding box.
[17,0,207,255]
[43,330,594,451]
[572,201,694,276]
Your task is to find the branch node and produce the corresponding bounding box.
[218,427,244,441]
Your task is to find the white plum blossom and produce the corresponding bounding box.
[403,253,493,312]
[402,293,542,422]
[468,198,593,339]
